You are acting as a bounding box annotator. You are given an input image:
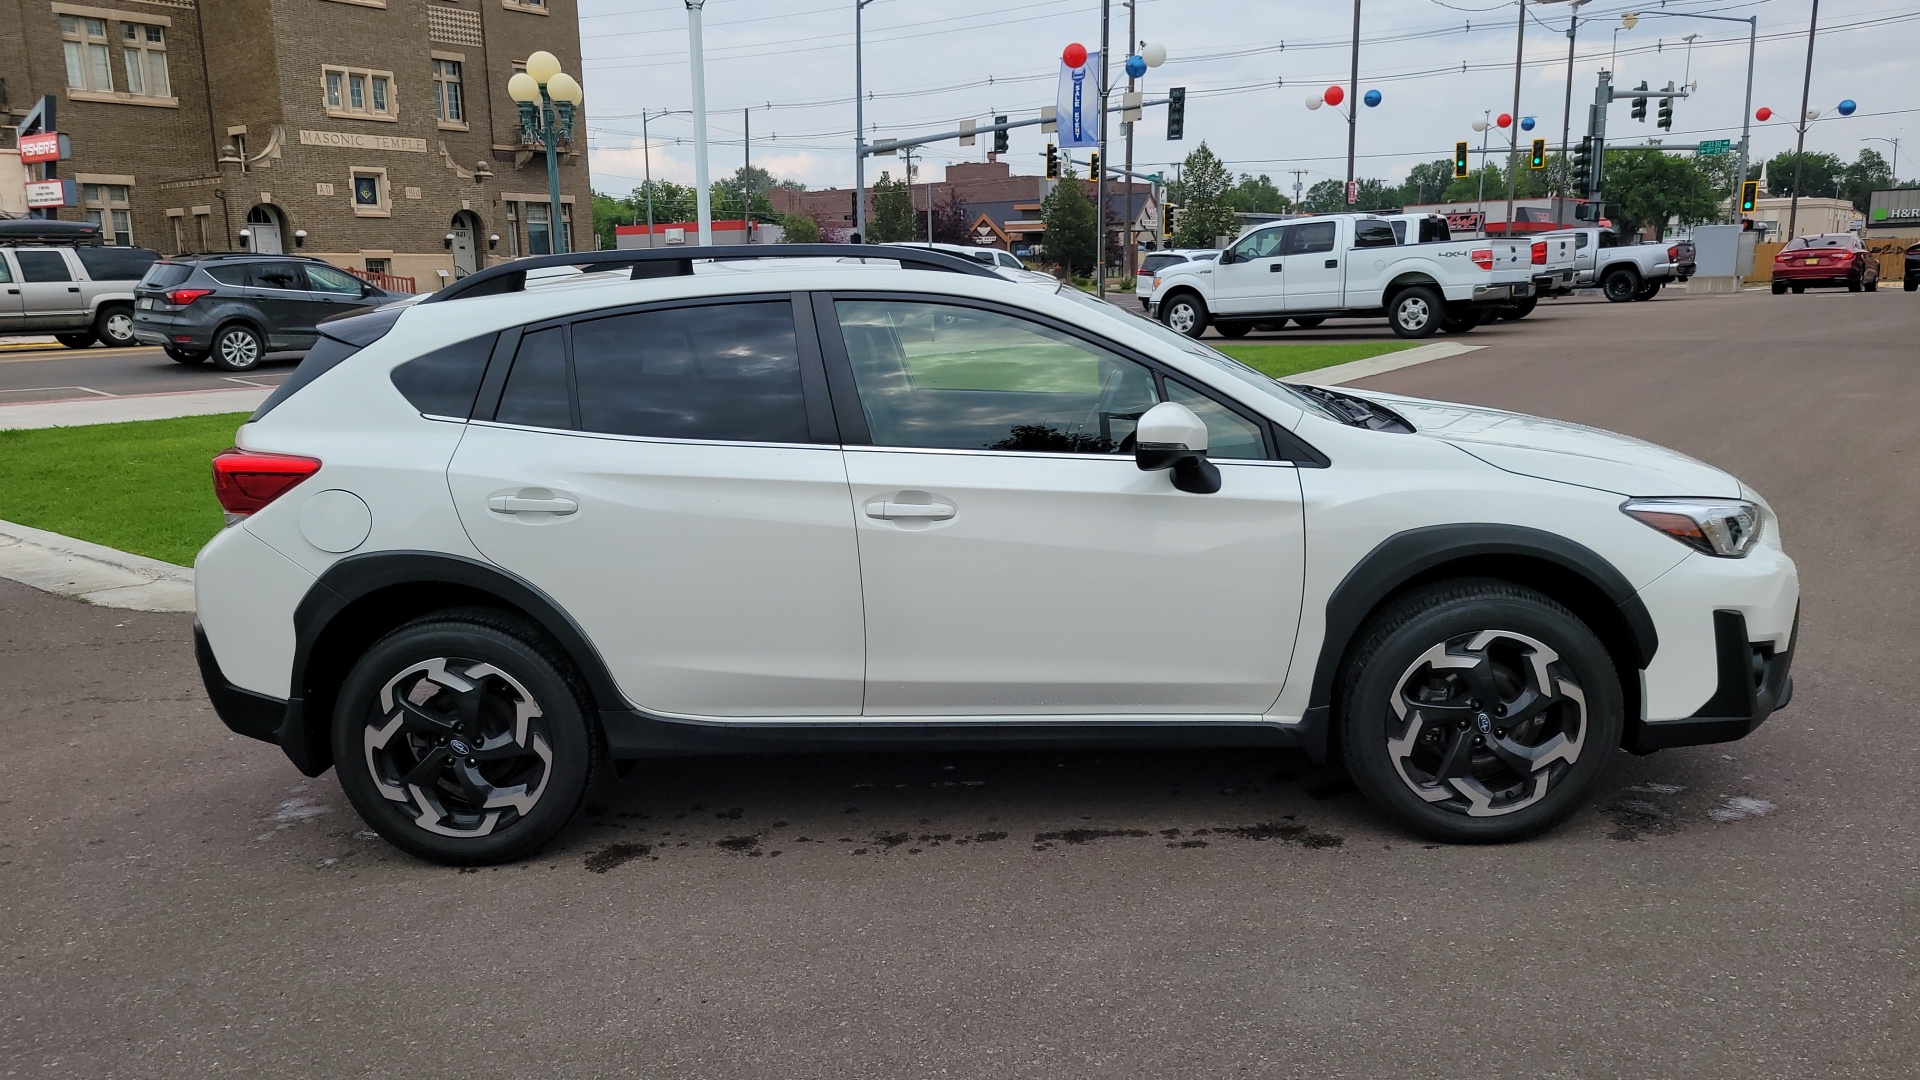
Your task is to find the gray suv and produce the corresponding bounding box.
[132,254,409,371]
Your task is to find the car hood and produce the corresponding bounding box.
[1352,391,1742,498]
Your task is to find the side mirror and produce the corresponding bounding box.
[1216,247,1236,265]
[1134,401,1220,494]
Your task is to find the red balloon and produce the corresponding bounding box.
[1323,85,1346,107]
[1497,113,1513,128]
[1755,106,1773,121]
[1063,43,1088,68]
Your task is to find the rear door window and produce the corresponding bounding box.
[15,251,72,282]
[1287,221,1338,255]
[205,265,252,287]
[1353,220,1396,248]
[250,262,306,290]
[570,301,809,443]
[494,328,572,430]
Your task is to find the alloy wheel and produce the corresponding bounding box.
[103,312,135,345]
[217,329,260,369]
[362,656,555,838]
[1384,629,1588,817]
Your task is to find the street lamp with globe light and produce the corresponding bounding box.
[507,50,583,254]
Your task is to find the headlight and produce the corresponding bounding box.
[1621,497,1763,558]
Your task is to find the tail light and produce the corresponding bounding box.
[1472,248,1494,271]
[165,288,214,306]
[1531,241,1547,265]
[1667,245,1680,261]
[212,448,321,520]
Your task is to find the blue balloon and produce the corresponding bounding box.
[1125,54,1148,79]
[1838,98,1857,116]
[1363,89,1382,108]
[1520,115,1536,131]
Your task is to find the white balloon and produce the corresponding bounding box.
[1141,41,1167,68]
[1472,118,1489,132]
[1307,95,1323,110]
[1805,107,1821,120]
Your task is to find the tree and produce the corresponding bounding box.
[1040,165,1097,275]
[1300,177,1395,213]
[1842,148,1893,211]
[927,191,972,244]
[779,212,821,243]
[590,190,630,250]
[1603,150,1719,238]
[1400,159,1455,206]
[1762,151,1845,200]
[1443,163,1503,204]
[1224,174,1290,214]
[627,180,695,225]
[867,171,916,243]
[1170,142,1237,248]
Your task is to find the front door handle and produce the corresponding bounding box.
[488,494,578,515]
[1325,259,1339,268]
[865,500,956,521]
[1268,263,1283,272]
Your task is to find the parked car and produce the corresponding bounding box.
[0,224,158,349]
[192,244,1798,865]
[881,242,1026,271]
[1907,242,1920,293]
[1147,214,1534,339]
[1136,249,1220,308]
[1566,228,1695,302]
[131,254,410,371]
[1769,233,1881,294]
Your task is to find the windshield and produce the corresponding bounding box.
[1051,287,1335,419]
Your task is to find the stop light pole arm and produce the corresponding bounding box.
[865,99,1173,157]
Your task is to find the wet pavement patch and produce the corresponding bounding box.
[1709,796,1775,823]
[1032,827,1152,849]
[714,835,762,854]
[1602,797,1679,842]
[583,841,652,873]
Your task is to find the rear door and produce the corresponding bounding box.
[447,295,866,719]
[13,249,87,327]
[1278,219,1344,310]
[244,260,319,347]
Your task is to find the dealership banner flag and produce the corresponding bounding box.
[1055,52,1102,150]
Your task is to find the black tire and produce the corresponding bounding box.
[1866,277,1878,292]
[1502,297,1538,321]
[1791,284,1805,294]
[1632,280,1661,301]
[164,346,207,365]
[1905,280,1917,292]
[93,305,137,348]
[1387,286,1444,339]
[55,333,96,349]
[1291,316,1326,329]
[332,611,602,866]
[1253,319,1288,331]
[210,323,265,372]
[1772,281,1788,296]
[1337,579,1623,844]
[1601,270,1640,303]
[1216,322,1252,338]
[1160,292,1208,338]
[1847,277,1862,293]
[1440,309,1482,335]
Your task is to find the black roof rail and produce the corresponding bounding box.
[420,243,1002,305]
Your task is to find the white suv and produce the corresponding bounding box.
[194,246,1798,865]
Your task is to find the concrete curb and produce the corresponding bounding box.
[1287,341,1483,386]
[0,387,270,431]
[0,518,195,612]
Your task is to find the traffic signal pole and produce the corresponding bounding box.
[1502,0,1526,236]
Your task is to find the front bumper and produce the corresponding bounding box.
[1626,609,1796,753]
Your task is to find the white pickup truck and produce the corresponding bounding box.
[1146,214,1534,339]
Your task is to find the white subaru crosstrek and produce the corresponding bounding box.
[194,246,1798,865]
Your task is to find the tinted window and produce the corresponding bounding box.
[1419,218,1452,243]
[1287,221,1337,255]
[1389,221,1408,244]
[1354,220,1396,248]
[1165,379,1267,461]
[836,299,1159,453]
[494,328,572,430]
[251,262,306,290]
[306,264,366,295]
[1142,254,1184,274]
[0,258,11,284]
[250,336,364,421]
[15,251,71,282]
[140,262,194,289]
[572,302,808,443]
[391,333,496,418]
[75,246,157,281]
[205,265,252,287]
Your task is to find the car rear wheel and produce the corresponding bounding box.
[1632,280,1661,301]
[1338,580,1623,844]
[1864,277,1878,293]
[1905,279,1917,292]
[1440,309,1482,334]
[54,333,96,349]
[1215,322,1251,338]
[332,612,601,866]
[1500,297,1538,321]
[1161,293,1208,338]
[1772,281,1788,295]
[1847,278,1862,293]
[94,306,137,348]
[1601,270,1640,303]
[1791,284,1805,294]
[1388,286,1443,339]
[164,346,207,365]
[211,323,264,372]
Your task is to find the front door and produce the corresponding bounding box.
[0,253,24,325]
[1211,226,1286,316]
[450,228,477,277]
[12,249,86,327]
[825,295,1306,718]
[448,297,866,719]
[1278,218,1344,311]
[301,262,376,327]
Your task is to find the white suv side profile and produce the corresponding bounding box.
[194,246,1798,865]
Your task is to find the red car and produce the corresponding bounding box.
[1771,233,1881,294]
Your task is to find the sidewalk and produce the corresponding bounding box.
[0,335,62,352]
[0,385,272,430]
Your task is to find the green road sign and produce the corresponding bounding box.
[1696,139,1732,157]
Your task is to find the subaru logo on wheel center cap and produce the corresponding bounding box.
[1475,713,1492,734]
[449,738,471,756]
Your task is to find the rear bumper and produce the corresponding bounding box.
[1626,609,1796,753]
[195,619,286,744]
[1532,269,1575,295]
[1472,282,1533,303]
[132,312,213,349]
[1771,263,1857,285]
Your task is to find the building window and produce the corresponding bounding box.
[350,167,390,217]
[525,203,552,256]
[322,65,397,121]
[120,22,170,99]
[364,257,391,276]
[61,15,113,92]
[432,59,464,124]
[82,184,133,246]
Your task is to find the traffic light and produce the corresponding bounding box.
[1740,180,1759,213]
[993,115,1008,155]
[1529,138,1546,170]
[1089,150,1101,180]
[1166,86,1186,141]
[1045,143,1060,180]
[1454,141,1470,179]
[1657,83,1674,130]
[1572,136,1593,190]
[1631,81,1648,122]
[1162,203,1177,242]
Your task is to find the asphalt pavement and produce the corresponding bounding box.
[3,288,1917,1079]
[0,344,291,404]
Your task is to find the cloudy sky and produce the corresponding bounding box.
[577,0,1917,197]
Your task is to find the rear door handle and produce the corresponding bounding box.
[67,286,80,292]
[865,500,956,521]
[488,495,578,515]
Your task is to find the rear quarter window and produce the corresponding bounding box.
[390,333,497,419]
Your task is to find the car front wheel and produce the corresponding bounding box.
[332,612,601,865]
[1161,293,1209,338]
[1338,580,1623,843]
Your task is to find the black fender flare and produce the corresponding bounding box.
[1297,523,1659,760]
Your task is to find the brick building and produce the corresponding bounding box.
[0,0,589,288]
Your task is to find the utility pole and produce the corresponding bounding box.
[1345,0,1361,198]
[1123,0,1138,275]
[1590,70,1612,220]
[1732,16,1756,224]
[853,0,872,241]
[1289,169,1307,208]
[685,0,713,246]
[742,107,751,231]
[1096,0,1111,296]
[1502,0,1526,236]
[1558,1,1590,223]
[642,110,655,235]
[1787,0,1821,241]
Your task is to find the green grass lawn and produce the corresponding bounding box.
[0,413,246,566]
[1217,341,1418,380]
